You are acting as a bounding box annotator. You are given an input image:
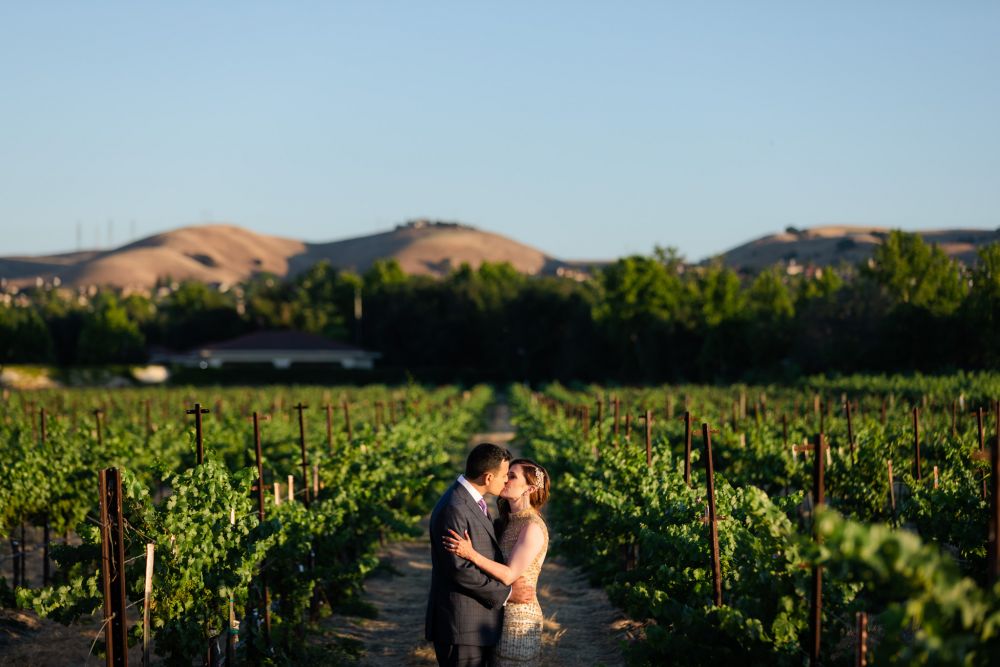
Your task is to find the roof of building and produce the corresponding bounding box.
[198,330,371,354]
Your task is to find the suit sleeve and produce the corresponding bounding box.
[434,503,512,609]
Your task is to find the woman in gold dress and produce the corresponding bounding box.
[443,458,550,666]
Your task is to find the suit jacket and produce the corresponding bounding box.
[425,480,510,646]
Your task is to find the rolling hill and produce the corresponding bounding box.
[0,220,595,289]
[715,225,1000,272]
[3,221,997,289]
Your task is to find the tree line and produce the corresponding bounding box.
[1,230,998,382]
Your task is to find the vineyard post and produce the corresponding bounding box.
[94,408,104,446]
[99,468,129,667]
[294,403,310,508]
[595,398,603,443]
[624,413,632,442]
[249,427,272,652]
[342,401,353,442]
[28,400,37,442]
[888,459,896,515]
[976,407,987,499]
[324,404,334,451]
[991,402,1000,584]
[40,407,51,585]
[613,396,620,440]
[684,411,693,487]
[582,405,590,440]
[809,433,826,667]
[292,400,319,621]
[845,400,855,462]
[856,611,868,667]
[912,407,922,481]
[701,423,723,607]
[18,523,25,587]
[880,397,887,425]
[185,403,210,465]
[142,543,155,667]
[643,410,652,468]
[951,399,958,439]
[782,413,788,447]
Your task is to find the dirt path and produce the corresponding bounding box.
[329,401,630,666]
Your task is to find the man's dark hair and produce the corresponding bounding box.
[465,443,512,480]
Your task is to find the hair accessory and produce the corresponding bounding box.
[532,469,545,491]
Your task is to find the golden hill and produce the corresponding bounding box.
[717,225,1000,272]
[0,221,589,289]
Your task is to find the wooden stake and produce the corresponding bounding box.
[856,611,868,667]
[809,433,826,667]
[294,403,310,507]
[701,423,723,607]
[684,411,693,487]
[142,543,154,667]
[643,410,652,467]
[888,459,896,513]
[990,402,1000,584]
[324,404,334,450]
[185,403,210,465]
[99,468,128,667]
[845,400,855,462]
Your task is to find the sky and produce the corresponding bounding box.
[1,1,997,262]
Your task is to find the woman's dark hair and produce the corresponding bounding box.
[496,458,551,535]
[465,442,512,480]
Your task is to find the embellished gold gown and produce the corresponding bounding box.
[496,508,549,666]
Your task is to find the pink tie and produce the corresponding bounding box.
[477,498,489,519]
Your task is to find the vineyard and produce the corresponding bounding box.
[2,375,1000,665]
[0,384,492,664]
[514,374,1000,665]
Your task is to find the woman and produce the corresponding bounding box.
[443,458,551,666]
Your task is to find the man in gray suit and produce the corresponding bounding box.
[426,443,534,667]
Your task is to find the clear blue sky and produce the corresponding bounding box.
[2,1,997,262]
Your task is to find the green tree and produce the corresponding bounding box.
[865,230,967,315]
[76,294,145,363]
[0,306,55,362]
[593,255,689,379]
[747,267,794,320]
[963,243,1000,366]
[363,258,407,292]
[159,281,245,349]
[693,261,744,327]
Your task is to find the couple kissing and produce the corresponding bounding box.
[425,443,551,667]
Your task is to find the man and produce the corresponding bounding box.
[426,442,534,667]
